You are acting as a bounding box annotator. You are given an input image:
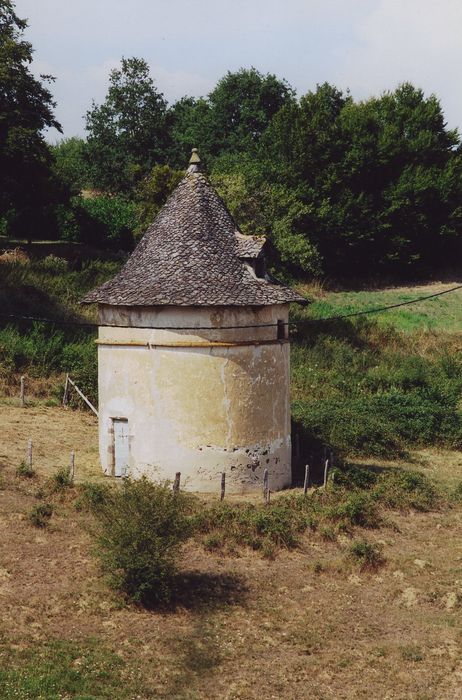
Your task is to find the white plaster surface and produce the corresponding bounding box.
[97,305,292,493]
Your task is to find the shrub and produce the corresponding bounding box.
[16,461,36,479]
[74,482,109,511]
[90,478,192,606]
[349,539,384,571]
[323,492,380,529]
[291,317,462,459]
[49,467,74,493]
[372,469,438,511]
[194,498,306,550]
[29,503,53,528]
[77,195,138,249]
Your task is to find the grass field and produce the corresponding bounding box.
[1,405,462,699]
[301,280,462,332]
[2,254,462,697]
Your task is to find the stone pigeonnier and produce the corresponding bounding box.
[82,149,306,493]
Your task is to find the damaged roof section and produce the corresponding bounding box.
[82,150,306,308]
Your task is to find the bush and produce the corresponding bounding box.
[291,317,462,458]
[349,539,384,571]
[90,478,192,606]
[48,467,73,493]
[324,492,380,529]
[372,469,438,511]
[16,461,35,479]
[29,503,53,528]
[194,498,306,551]
[74,482,109,511]
[77,195,138,249]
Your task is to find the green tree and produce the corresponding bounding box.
[51,137,90,195]
[207,68,294,156]
[134,164,183,237]
[256,82,462,277]
[0,0,62,242]
[166,96,212,169]
[85,57,168,193]
[167,68,294,167]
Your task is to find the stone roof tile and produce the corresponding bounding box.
[82,158,306,308]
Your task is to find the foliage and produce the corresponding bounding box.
[194,498,306,551]
[372,469,438,511]
[51,137,89,195]
[75,195,138,249]
[0,0,63,242]
[48,467,73,493]
[90,478,192,606]
[74,481,109,511]
[291,317,462,457]
[193,463,437,554]
[349,539,384,571]
[85,57,168,193]
[133,164,183,237]
[204,68,294,159]
[28,502,53,527]
[0,257,120,404]
[258,82,462,277]
[16,461,35,478]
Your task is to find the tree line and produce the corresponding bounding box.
[2,0,462,279]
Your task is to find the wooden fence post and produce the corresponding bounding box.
[27,439,33,469]
[303,464,310,496]
[69,450,75,483]
[20,376,25,408]
[263,468,270,505]
[323,458,330,489]
[220,472,226,501]
[62,373,69,406]
[173,472,181,493]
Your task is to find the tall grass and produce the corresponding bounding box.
[291,317,462,457]
[0,257,118,403]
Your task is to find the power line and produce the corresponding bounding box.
[1,283,461,331]
[292,283,462,326]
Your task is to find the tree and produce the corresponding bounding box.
[254,82,462,277]
[85,57,168,193]
[51,137,90,195]
[207,68,294,156]
[167,68,294,167]
[0,0,62,242]
[134,164,183,237]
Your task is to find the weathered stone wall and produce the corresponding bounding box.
[97,304,292,493]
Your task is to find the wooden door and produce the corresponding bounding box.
[113,418,129,477]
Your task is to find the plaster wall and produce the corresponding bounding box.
[97,304,292,493]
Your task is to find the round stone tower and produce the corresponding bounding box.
[82,150,306,493]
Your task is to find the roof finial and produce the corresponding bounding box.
[187,147,201,173]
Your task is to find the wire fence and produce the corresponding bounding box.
[1,282,462,332]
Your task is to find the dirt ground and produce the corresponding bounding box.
[1,404,462,699]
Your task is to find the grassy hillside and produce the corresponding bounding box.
[301,281,462,332]
[1,255,462,463]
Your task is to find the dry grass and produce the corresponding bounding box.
[1,405,462,698]
[0,404,100,483]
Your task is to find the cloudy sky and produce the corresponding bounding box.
[17,0,462,141]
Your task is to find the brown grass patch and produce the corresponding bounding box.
[1,404,462,698]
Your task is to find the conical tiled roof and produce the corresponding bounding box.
[82,152,306,308]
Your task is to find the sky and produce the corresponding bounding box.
[16,0,462,142]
